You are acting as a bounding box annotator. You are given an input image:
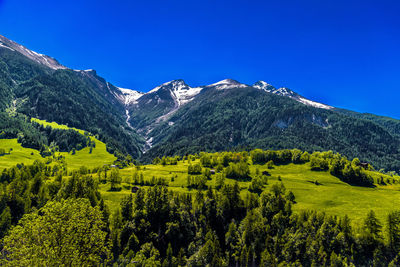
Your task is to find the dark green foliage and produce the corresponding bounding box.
[110,168,122,191]
[132,175,168,186]
[0,113,46,150]
[153,156,179,166]
[249,148,375,186]
[186,175,207,189]
[248,175,268,194]
[109,183,400,266]
[188,163,202,174]
[0,160,106,243]
[0,46,50,110]
[120,194,133,222]
[225,161,250,180]
[32,122,90,152]
[387,211,400,254]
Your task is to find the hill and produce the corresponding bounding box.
[0,118,116,170]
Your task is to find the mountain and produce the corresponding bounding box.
[139,84,400,171]
[0,34,143,157]
[1,34,400,172]
[126,78,332,139]
[127,79,203,137]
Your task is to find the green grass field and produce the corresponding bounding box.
[0,119,116,170]
[0,139,43,169]
[31,118,86,135]
[98,160,400,225]
[32,118,117,169]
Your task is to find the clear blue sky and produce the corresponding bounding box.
[0,0,399,117]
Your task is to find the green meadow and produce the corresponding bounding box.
[0,118,116,170]
[0,139,43,169]
[32,118,117,169]
[99,160,400,225]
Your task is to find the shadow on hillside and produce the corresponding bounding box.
[345,182,376,188]
[307,180,323,186]
[107,187,122,192]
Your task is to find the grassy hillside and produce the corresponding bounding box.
[31,118,117,169]
[99,158,400,224]
[0,139,43,169]
[0,118,116,170]
[31,118,87,134]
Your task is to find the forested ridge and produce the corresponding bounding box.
[14,69,144,157]
[0,45,143,159]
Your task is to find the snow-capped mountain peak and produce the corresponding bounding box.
[209,79,248,90]
[274,87,298,98]
[253,80,276,92]
[147,79,203,106]
[148,79,187,94]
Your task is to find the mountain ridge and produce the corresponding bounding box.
[2,34,400,172]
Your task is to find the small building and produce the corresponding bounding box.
[131,186,140,193]
[210,169,216,175]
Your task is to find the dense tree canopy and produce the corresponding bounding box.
[2,199,110,266]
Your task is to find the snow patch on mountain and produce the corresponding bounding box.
[274,87,297,97]
[254,80,332,110]
[209,79,248,90]
[148,80,203,107]
[253,80,275,92]
[297,97,333,110]
[0,42,15,51]
[170,84,203,106]
[117,87,144,105]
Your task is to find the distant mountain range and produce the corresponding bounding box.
[1,34,400,171]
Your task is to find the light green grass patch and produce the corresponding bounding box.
[0,118,116,171]
[31,118,86,135]
[0,139,43,169]
[32,118,116,170]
